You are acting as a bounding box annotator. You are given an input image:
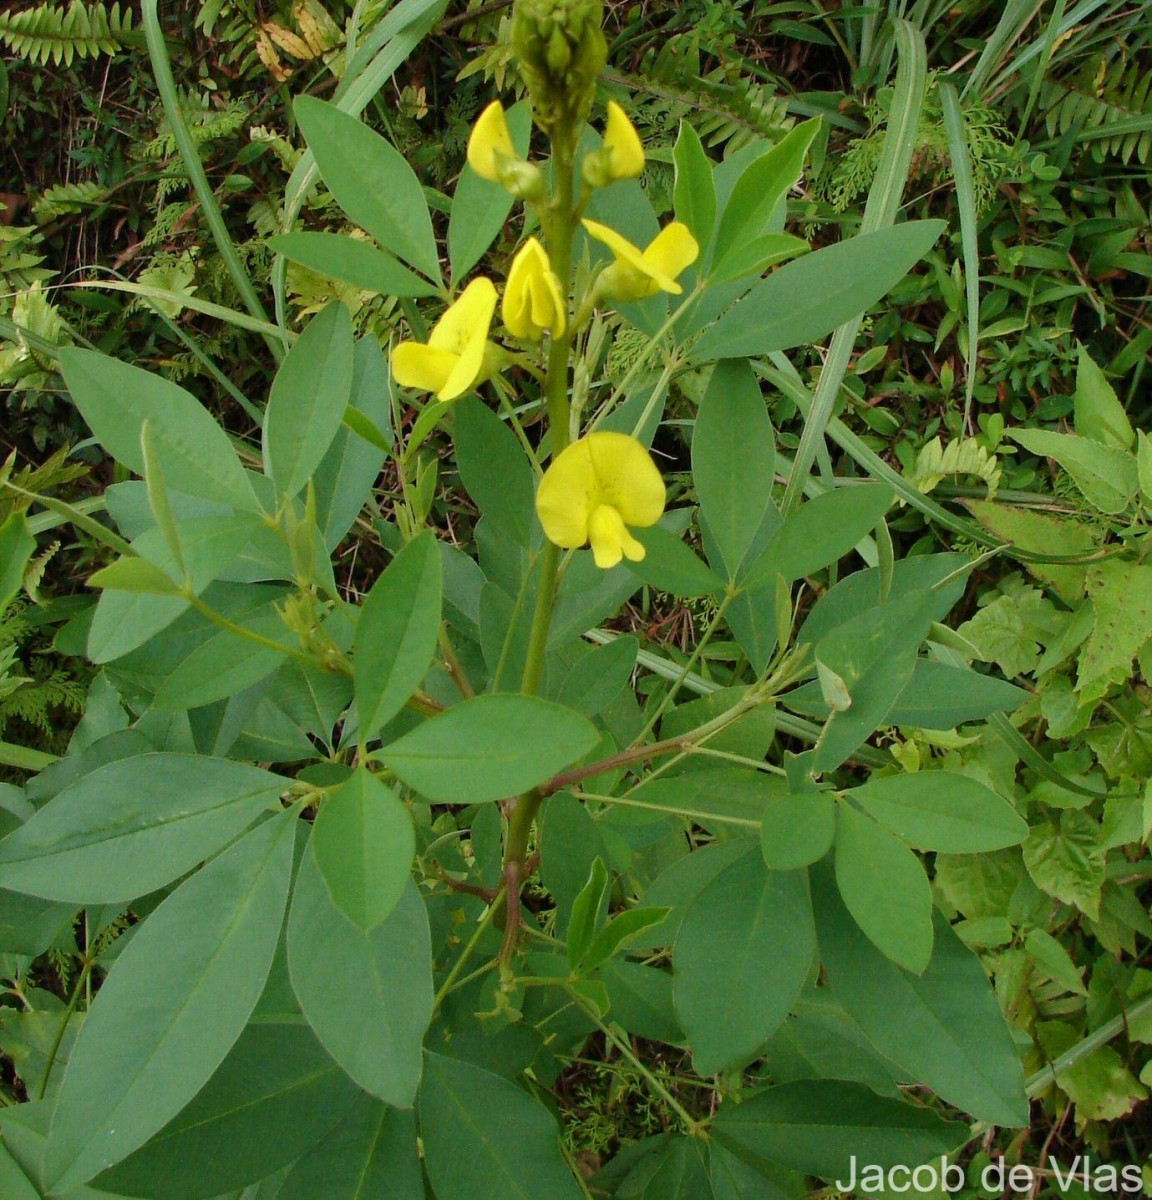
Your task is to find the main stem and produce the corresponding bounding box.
[504,132,578,885]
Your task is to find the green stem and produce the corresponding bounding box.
[431,888,505,1019]
[141,0,284,364]
[38,955,96,1100]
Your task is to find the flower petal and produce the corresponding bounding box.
[589,504,645,569]
[535,438,599,549]
[642,222,699,284]
[503,239,565,339]
[391,342,458,395]
[581,219,647,273]
[585,432,666,527]
[429,277,498,355]
[603,101,645,180]
[467,101,515,182]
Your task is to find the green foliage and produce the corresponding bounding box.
[1,0,1150,1192]
[0,1,136,67]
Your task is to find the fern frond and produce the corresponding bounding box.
[912,436,1001,500]
[0,2,135,66]
[32,180,107,224]
[1042,55,1152,165]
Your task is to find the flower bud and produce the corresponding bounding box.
[512,0,607,135]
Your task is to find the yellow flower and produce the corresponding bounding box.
[466,100,542,198]
[535,432,665,569]
[391,278,498,402]
[467,101,515,182]
[583,101,645,188]
[503,238,566,340]
[582,219,699,303]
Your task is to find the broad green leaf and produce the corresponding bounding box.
[151,605,290,710]
[691,221,946,361]
[454,397,535,546]
[712,233,809,286]
[1022,809,1104,920]
[1008,428,1138,515]
[355,530,442,740]
[554,636,637,718]
[314,336,393,549]
[311,767,414,930]
[597,960,683,1044]
[288,847,431,1106]
[0,1142,38,1200]
[0,753,285,903]
[659,686,777,777]
[95,1022,362,1200]
[45,812,295,1191]
[635,836,758,952]
[87,556,180,594]
[967,500,1094,605]
[263,301,355,500]
[380,694,599,804]
[711,118,818,282]
[277,1098,422,1200]
[743,483,893,588]
[448,102,531,281]
[672,119,716,250]
[674,848,815,1076]
[1024,928,1087,997]
[692,359,776,576]
[419,1052,583,1200]
[1078,560,1152,693]
[0,512,34,613]
[709,1141,804,1200]
[638,1136,710,1198]
[540,792,609,934]
[295,96,440,281]
[579,906,669,973]
[835,803,933,973]
[0,889,75,956]
[59,348,260,513]
[813,861,1029,1126]
[1138,430,1152,506]
[761,791,836,870]
[846,772,1027,853]
[761,990,903,1097]
[567,857,611,971]
[712,1079,965,1180]
[812,589,938,772]
[628,768,780,831]
[1074,343,1133,449]
[269,231,439,297]
[629,521,726,597]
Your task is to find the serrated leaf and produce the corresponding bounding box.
[1022,810,1104,920]
[1009,428,1138,515]
[1073,343,1133,449]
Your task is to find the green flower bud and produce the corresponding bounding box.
[512,0,607,136]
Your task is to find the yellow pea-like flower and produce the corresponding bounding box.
[583,101,645,188]
[582,219,699,303]
[503,238,566,340]
[467,101,515,182]
[535,432,665,569]
[391,278,498,402]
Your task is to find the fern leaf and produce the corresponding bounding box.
[0,2,135,66]
[32,180,106,224]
